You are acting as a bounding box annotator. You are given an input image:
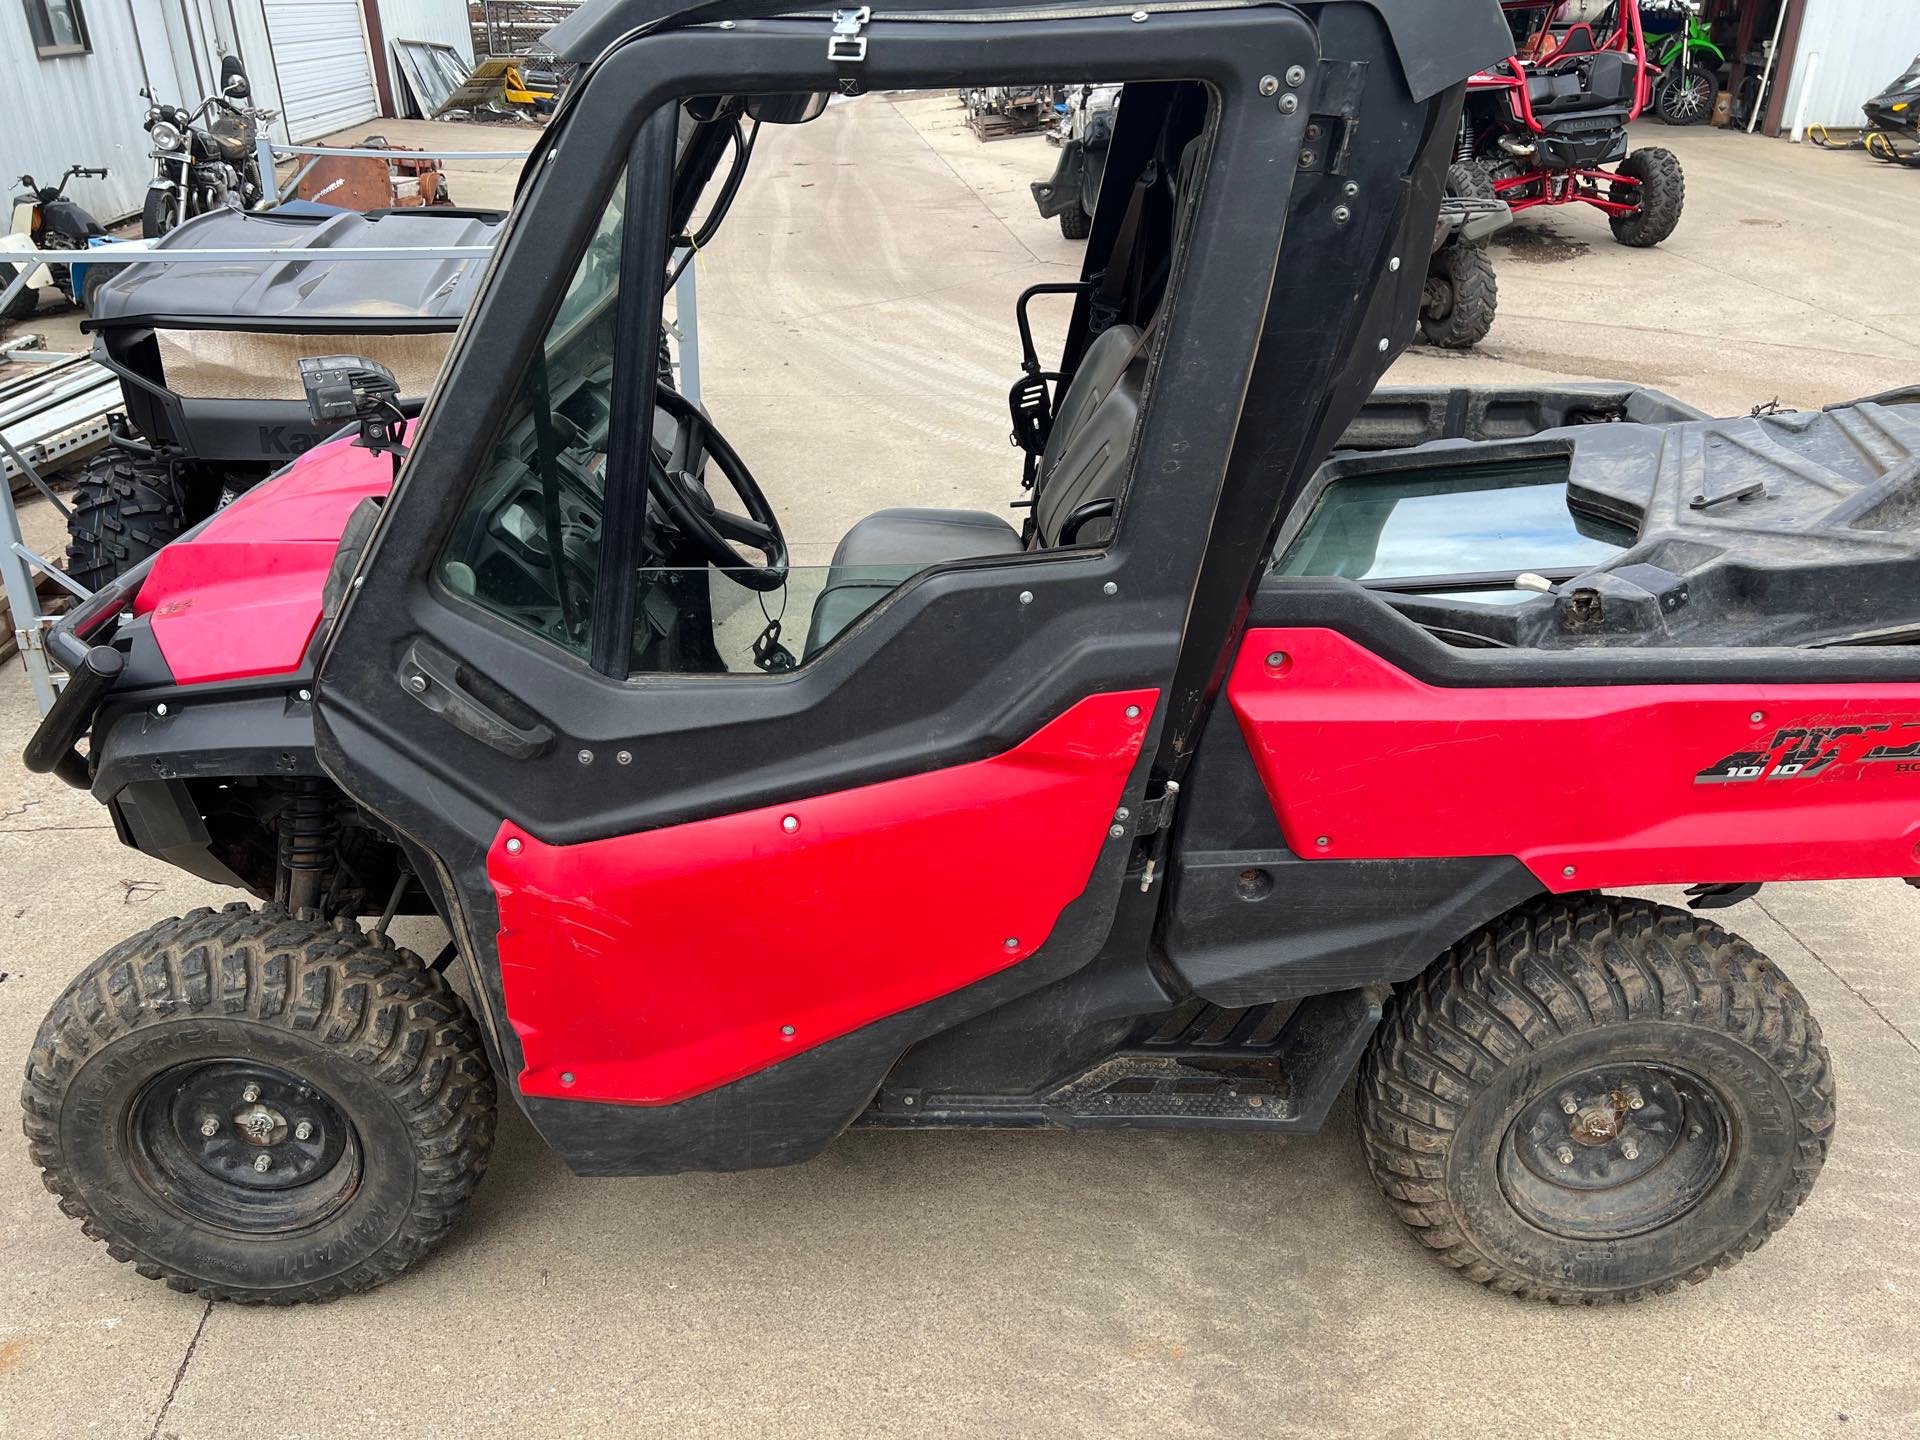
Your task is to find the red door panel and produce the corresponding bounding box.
[1229,627,1920,892]
[487,691,1156,1105]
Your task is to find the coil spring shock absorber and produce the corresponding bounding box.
[1454,112,1475,165]
[277,779,338,918]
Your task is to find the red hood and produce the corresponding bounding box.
[136,438,392,685]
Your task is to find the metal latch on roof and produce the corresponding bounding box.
[829,7,871,63]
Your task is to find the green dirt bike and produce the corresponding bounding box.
[1644,4,1725,126]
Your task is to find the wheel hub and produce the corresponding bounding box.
[1499,1063,1730,1240]
[129,1059,360,1232]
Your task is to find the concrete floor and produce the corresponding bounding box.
[3,96,1920,1438]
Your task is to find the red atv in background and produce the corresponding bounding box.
[1462,0,1685,247]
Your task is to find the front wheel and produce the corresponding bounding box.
[21,905,497,1303]
[1608,148,1685,248]
[1656,64,1720,126]
[1059,204,1091,240]
[141,187,180,240]
[0,262,37,321]
[64,447,187,593]
[1357,896,1834,1304]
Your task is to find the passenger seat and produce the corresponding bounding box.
[803,322,1149,654]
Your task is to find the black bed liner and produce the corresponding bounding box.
[1310,386,1920,650]
[85,207,505,333]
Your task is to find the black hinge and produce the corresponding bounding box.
[1300,59,1370,176]
[1134,778,1181,836]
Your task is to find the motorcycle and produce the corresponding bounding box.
[141,54,278,239]
[1,164,110,320]
[1641,0,1726,126]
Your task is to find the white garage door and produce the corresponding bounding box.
[263,0,381,142]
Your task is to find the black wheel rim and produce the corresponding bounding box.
[127,1059,362,1235]
[1498,1063,1732,1241]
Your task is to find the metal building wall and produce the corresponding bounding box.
[1,0,169,221]
[1780,0,1920,135]
[373,0,475,116]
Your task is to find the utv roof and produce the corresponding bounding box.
[86,207,505,333]
[546,0,1513,104]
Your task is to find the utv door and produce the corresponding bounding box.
[312,4,1459,1174]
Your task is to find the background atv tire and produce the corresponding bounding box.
[1419,242,1498,350]
[1059,204,1092,240]
[65,449,186,593]
[1446,160,1498,204]
[1357,896,1834,1305]
[0,262,37,321]
[1609,148,1686,248]
[22,904,496,1304]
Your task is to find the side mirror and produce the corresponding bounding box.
[221,55,250,99]
[746,92,830,125]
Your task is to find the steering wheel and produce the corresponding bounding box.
[650,385,789,592]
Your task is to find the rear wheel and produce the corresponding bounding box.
[1059,204,1091,240]
[1656,65,1720,126]
[1357,896,1835,1304]
[21,904,497,1304]
[1608,147,1685,248]
[1419,242,1498,350]
[64,448,187,592]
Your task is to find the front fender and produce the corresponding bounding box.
[2,231,53,289]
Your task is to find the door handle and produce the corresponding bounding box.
[400,641,555,760]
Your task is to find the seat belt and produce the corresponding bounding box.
[1090,160,1158,333]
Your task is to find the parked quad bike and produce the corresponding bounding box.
[1,165,111,320]
[1031,82,1120,239]
[1419,162,1510,349]
[24,0,1888,1310]
[63,205,502,593]
[1465,0,1685,248]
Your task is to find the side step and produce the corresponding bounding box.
[861,987,1386,1134]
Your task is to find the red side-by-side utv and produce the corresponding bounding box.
[1464,0,1685,247]
[17,0,1895,1308]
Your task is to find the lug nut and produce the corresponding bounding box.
[242,1083,260,1103]
[1559,1094,1579,1115]
[1625,1086,1645,1110]
[199,1116,219,1137]
[294,1121,313,1141]
[254,1153,272,1173]
[1555,1145,1575,1166]
[1621,1140,1640,1160]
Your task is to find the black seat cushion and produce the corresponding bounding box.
[804,507,1022,655]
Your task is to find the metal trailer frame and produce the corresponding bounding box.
[0,135,702,716]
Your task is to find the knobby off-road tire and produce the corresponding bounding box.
[1609,147,1686,248]
[64,448,186,593]
[1419,243,1499,350]
[1060,204,1092,240]
[1357,896,1835,1305]
[22,904,497,1304]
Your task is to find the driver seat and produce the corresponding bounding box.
[803,320,1147,654]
